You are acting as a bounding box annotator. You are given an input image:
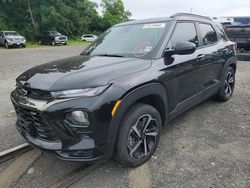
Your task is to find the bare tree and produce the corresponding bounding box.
[27,0,38,34]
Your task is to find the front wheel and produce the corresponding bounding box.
[5,42,9,49]
[114,103,162,167]
[216,66,235,101]
[51,40,56,46]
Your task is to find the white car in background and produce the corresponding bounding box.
[81,34,97,42]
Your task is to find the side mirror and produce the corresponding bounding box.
[165,41,196,56]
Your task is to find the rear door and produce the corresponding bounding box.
[196,22,224,87]
[44,32,50,43]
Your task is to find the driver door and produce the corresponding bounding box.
[162,21,206,111]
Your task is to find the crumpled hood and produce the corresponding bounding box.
[17,55,151,91]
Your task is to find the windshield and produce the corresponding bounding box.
[49,31,62,36]
[83,22,170,58]
[5,31,19,36]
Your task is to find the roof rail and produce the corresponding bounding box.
[170,13,212,21]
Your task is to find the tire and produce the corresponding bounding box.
[215,66,235,101]
[38,39,42,45]
[5,42,9,49]
[51,40,56,46]
[114,103,162,167]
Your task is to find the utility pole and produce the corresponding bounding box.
[27,0,38,34]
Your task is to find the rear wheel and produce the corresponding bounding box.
[114,103,162,167]
[216,66,235,101]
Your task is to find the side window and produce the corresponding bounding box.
[170,22,198,47]
[199,23,218,45]
[0,32,3,37]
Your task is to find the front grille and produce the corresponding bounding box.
[13,38,22,43]
[59,36,67,40]
[14,104,59,141]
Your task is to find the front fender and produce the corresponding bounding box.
[107,83,168,150]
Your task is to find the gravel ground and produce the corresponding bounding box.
[0,47,249,187]
[0,45,84,151]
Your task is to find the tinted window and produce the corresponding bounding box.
[170,22,198,47]
[199,23,218,45]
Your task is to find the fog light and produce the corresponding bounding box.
[67,111,89,125]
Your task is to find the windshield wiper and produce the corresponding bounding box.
[94,54,124,57]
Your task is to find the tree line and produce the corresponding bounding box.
[0,0,131,40]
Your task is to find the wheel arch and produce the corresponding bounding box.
[108,83,169,145]
[224,56,237,72]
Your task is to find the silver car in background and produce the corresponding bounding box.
[0,31,26,48]
[81,34,97,42]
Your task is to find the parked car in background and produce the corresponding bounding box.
[225,25,250,49]
[36,31,68,45]
[11,13,237,167]
[81,34,97,42]
[0,31,26,48]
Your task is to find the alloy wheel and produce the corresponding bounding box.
[127,114,159,160]
[224,71,234,97]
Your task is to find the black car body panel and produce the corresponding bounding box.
[11,13,237,162]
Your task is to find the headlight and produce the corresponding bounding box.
[51,85,110,99]
[55,36,60,40]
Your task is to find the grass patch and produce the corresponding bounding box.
[26,42,42,48]
[67,40,89,46]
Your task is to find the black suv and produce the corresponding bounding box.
[36,31,68,45]
[11,13,237,167]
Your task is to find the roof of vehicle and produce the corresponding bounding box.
[116,13,213,27]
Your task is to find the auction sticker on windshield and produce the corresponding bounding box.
[143,23,165,29]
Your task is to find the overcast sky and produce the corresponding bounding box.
[91,0,250,19]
